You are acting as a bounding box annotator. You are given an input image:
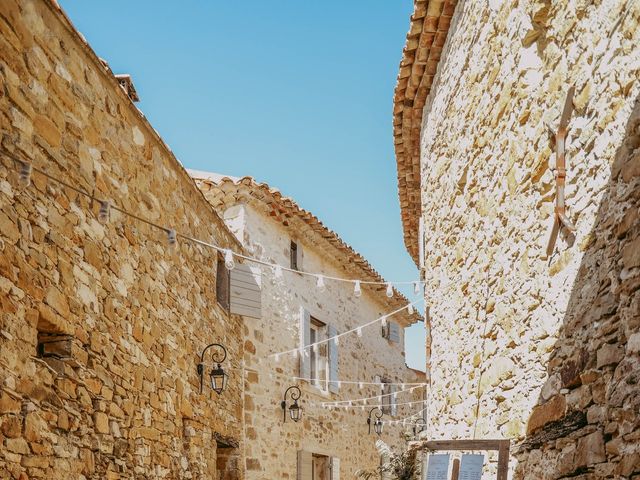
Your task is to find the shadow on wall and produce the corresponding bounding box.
[514,93,640,478]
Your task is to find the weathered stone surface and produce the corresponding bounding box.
[596,344,624,368]
[406,0,640,477]
[0,1,246,478]
[526,395,567,435]
[573,431,606,468]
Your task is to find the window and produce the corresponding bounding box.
[217,255,230,311]
[290,240,299,270]
[380,378,396,416]
[309,318,328,390]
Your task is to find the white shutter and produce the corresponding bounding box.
[390,385,397,416]
[330,457,340,480]
[328,324,339,393]
[388,322,400,343]
[299,307,311,378]
[229,263,262,318]
[418,216,425,269]
[297,450,312,480]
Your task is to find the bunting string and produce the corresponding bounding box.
[0,150,426,291]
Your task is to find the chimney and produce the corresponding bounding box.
[114,74,140,102]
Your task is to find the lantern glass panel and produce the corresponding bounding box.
[289,402,302,422]
[375,419,383,435]
[210,367,227,394]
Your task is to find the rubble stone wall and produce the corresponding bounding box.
[0,1,245,478]
[416,0,640,478]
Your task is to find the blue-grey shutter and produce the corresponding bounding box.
[229,264,262,318]
[388,322,401,343]
[328,324,339,393]
[390,385,397,416]
[299,307,310,378]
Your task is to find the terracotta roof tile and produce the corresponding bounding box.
[393,0,458,265]
[191,173,423,326]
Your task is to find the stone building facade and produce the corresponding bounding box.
[0,1,248,478]
[192,173,426,479]
[394,0,640,478]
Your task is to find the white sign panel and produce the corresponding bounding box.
[459,454,484,480]
[424,454,450,480]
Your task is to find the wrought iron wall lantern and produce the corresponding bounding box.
[367,407,384,435]
[281,385,303,423]
[197,343,228,395]
[413,418,427,437]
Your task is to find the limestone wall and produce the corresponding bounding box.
[214,199,427,479]
[0,1,245,478]
[416,0,640,478]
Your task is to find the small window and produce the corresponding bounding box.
[217,255,230,311]
[309,317,328,390]
[290,241,299,270]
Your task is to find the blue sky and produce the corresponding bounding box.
[60,0,425,370]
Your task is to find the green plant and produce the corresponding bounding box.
[355,442,417,480]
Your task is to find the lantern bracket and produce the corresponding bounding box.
[197,343,227,394]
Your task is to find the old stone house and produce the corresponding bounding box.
[192,172,426,479]
[0,1,249,478]
[394,0,640,478]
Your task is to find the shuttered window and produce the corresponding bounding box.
[216,255,230,311]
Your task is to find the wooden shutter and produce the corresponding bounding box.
[296,242,304,271]
[390,385,397,416]
[216,256,230,311]
[297,451,312,480]
[229,263,262,318]
[299,307,311,378]
[330,457,340,480]
[388,322,401,343]
[418,217,425,270]
[328,324,339,393]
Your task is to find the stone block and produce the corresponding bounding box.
[526,395,567,434]
[1,415,22,438]
[596,344,624,368]
[94,412,109,434]
[573,431,606,468]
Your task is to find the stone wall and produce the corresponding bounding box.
[198,190,427,479]
[414,0,640,478]
[0,1,245,478]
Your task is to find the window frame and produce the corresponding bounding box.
[290,240,299,271]
[309,317,328,391]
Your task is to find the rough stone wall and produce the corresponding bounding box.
[216,200,426,479]
[415,0,640,478]
[0,1,245,478]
